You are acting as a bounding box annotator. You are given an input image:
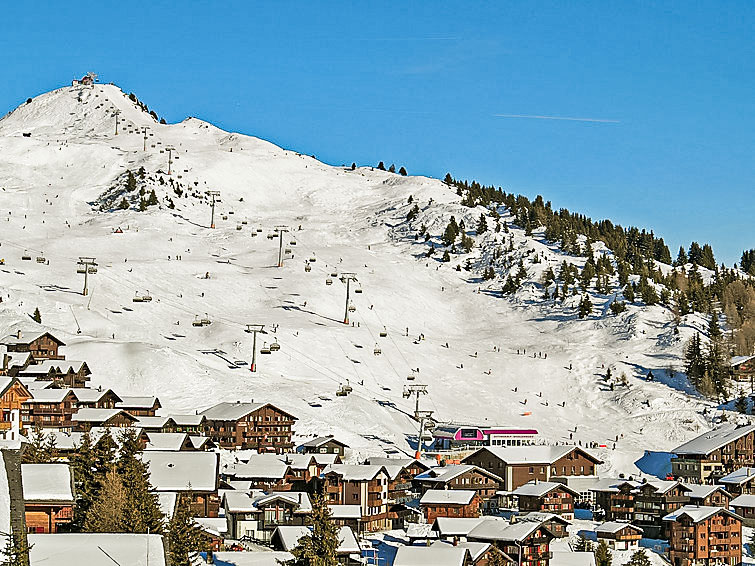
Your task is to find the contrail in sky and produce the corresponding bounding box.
[494,114,620,123]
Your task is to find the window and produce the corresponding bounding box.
[529,467,534,474]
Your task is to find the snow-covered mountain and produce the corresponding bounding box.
[0,82,727,476]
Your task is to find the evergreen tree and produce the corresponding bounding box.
[735,395,749,414]
[118,197,129,210]
[406,204,419,221]
[709,312,722,339]
[0,530,32,566]
[69,432,101,531]
[147,189,158,206]
[31,308,41,324]
[398,166,407,176]
[594,540,612,566]
[139,198,147,212]
[609,301,627,315]
[626,549,651,566]
[116,429,164,534]
[624,284,635,303]
[166,493,208,566]
[84,468,127,533]
[442,250,451,263]
[574,535,594,552]
[286,493,339,566]
[125,170,137,192]
[442,217,459,246]
[578,295,593,319]
[388,164,396,173]
[460,234,474,253]
[22,427,49,464]
[676,246,688,266]
[350,163,356,171]
[476,214,488,234]
[377,161,385,171]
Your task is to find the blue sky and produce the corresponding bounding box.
[1,2,753,264]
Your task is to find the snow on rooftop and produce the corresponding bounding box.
[322,463,386,481]
[210,551,295,566]
[432,517,489,536]
[420,489,476,505]
[144,432,190,451]
[731,494,755,508]
[673,424,755,456]
[478,445,600,465]
[116,396,159,408]
[596,521,643,535]
[327,504,362,520]
[394,545,470,566]
[21,463,74,502]
[512,480,575,497]
[662,505,736,523]
[142,450,218,492]
[200,401,265,421]
[719,467,755,485]
[552,551,597,566]
[27,533,165,566]
[273,525,359,554]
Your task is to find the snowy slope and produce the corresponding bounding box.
[0,82,728,476]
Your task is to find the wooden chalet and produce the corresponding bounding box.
[223,491,311,542]
[167,413,206,434]
[394,544,476,566]
[519,512,570,538]
[0,377,32,432]
[729,494,755,527]
[684,484,733,507]
[71,408,138,431]
[143,451,220,517]
[719,466,755,496]
[414,464,502,512]
[510,480,579,519]
[298,435,349,457]
[466,517,555,566]
[69,388,121,409]
[420,489,480,523]
[132,415,178,433]
[200,401,297,452]
[17,360,91,388]
[462,445,602,491]
[22,463,75,533]
[24,389,79,429]
[632,480,691,539]
[1,331,65,361]
[731,356,755,382]
[664,506,742,566]
[115,396,161,416]
[672,423,755,484]
[321,464,390,532]
[595,521,643,550]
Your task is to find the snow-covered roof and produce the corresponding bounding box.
[662,505,739,523]
[683,483,730,499]
[468,518,542,542]
[365,456,429,470]
[328,504,362,519]
[233,458,290,480]
[132,415,175,428]
[156,492,178,520]
[393,545,470,566]
[167,413,205,426]
[311,453,340,466]
[22,463,74,502]
[144,432,191,451]
[406,523,438,540]
[116,396,160,409]
[637,480,689,495]
[432,517,488,536]
[223,491,258,513]
[719,467,755,485]
[299,435,347,449]
[200,401,265,420]
[71,408,134,423]
[519,512,570,525]
[1,331,64,346]
[194,516,228,537]
[415,464,502,484]
[273,525,360,554]
[189,435,214,450]
[673,423,755,456]
[588,478,642,493]
[420,489,476,506]
[730,494,755,509]
[596,521,643,535]
[209,551,295,566]
[431,540,492,563]
[472,445,601,465]
[27,533,165,566]
[731,355,755,367]
[551,551,597,566]
[0,377,28,397]
[25,388,75,403]
[322,464,387,481]
[512,480,577,497]
[142,450,219,492]
[68,388,120,403]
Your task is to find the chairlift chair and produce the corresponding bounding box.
[200,315,211,326]
[305,263,311,273]
[77,265,86,274]
[284,248,292,255]
[325,278,333,286]
[309,255,316,263]
[336,386,348,397]
[36,256,46,263]
[407,372,416,381]
[348,304,356,313]
[21,251,31,261]
[192,316,203,327]
[373,344,382,355]
[222,215,229,220]
[269,340,280,352]
[290,241,297,246]
[236,224,242,231]
[330,272,338,277]
[379,327,388,338]
[267,234,275,240]
[260,342,271,354]
[354,287,363,294]
[343,380,353,393]
[88,266,97,274]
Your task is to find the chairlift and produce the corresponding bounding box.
[330,272,338,277]
[21,251,31,261]
[133,291,152,303]
[241,220,248,225]
[222,215,229,220]
[309,255,317,263]
[373,344,382,356]
[236,224,242,231]
[379,327,388,338]
[336,383,349,397]
[284,248,292,255]
[76,264,86,274]
[260,342,272,354]
[36,256,46,263]
[290,240,297,246]
[267,234,276,240]
[325,278,333,286]
[407,372,416,381]
[88,266,97,274]
[305,263,312,273]
[354,287,363,294]
[348,303,356,313]
[269,340,280,352]
[420,433,434,443]
[343,380,353,393]
[192,316,203,327]
[257,228,263,232]
[200,315,211,326]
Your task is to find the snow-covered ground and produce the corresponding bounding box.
[0,83,731,474]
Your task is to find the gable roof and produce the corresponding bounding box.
[415,464,503,484]
[366,456,431,471]
[142,450,219,492]
[328,504,362,520]
[731,355,755,367]
[21,464,74,502]
[663,505,741,523]
[394,545,470,566]
[673,424,755,456]
[0,377,31,398]
[731,494,755,508]
[299,435,348,449]
[71,408,137,424]
[144,432,193,451]
[1,331,65,346]
[116,396,161,410]
[512,480,579,498]
[420,489,477,506]
[27,534,165,566]
[209,551,295,566]
[68,388,121,404]
[132,416,176,429]
[167,413,206,426]
[272,525,359,554]
[468,518,546,542]
[596,521,643,535]
[232,458,290,480]
[465,445,602,466]
[24,388,77,403]
[719,467,755,486]
[683,483,731,500]
[519,511,570,526]
[636,480,690,495]
[322,464,388,481]
[432,517,489,537]
[201,401,297,421]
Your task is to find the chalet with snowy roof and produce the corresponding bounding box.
[22,463,75,533]
[69,387,121,409]
[0,377,31,432]
[1,347,34,376]
[729,494,755,526]
[683,483,732,507]
[17,360,91,388]
[466,516,555,566]
[394,545,475,566]
[551,551,595,566]
[595,521,643,550]
[518,511,570,538]
[271,525,361,564]
[1,330,65,361]
[589,478,641,520]
[462,445,601,491]
[632,480,692,538]
[27,533,166,566]
[672,423,755,484]
[365,456,430,505]
[131,415,179,433]
[142,450,220,517]
[328,504,363,532]
[115,396,161,416]
[415,464,503,510]
[434,540,499,566]
[510,480,579,519]
[193,516,227,551]
[298,435,349,457]
[311,452,342,473]
[167,413,206,434]
[663,505,742,566]
[223,490,312,542]
[71,408,138,431]
[322,464,390,532]
[431,422,538,451]
[719,466,755,496]
[200,401,297,452]
[143,432,196,451]
[24,388,79,428]
[731,355,755,382]
[188,435,215,451]
[229,456,294,491]
[420,489,481,523]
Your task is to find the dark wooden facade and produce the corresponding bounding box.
[203,403,296,452]
[667,509,742,566]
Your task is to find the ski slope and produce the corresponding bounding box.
[0,83,727,475]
